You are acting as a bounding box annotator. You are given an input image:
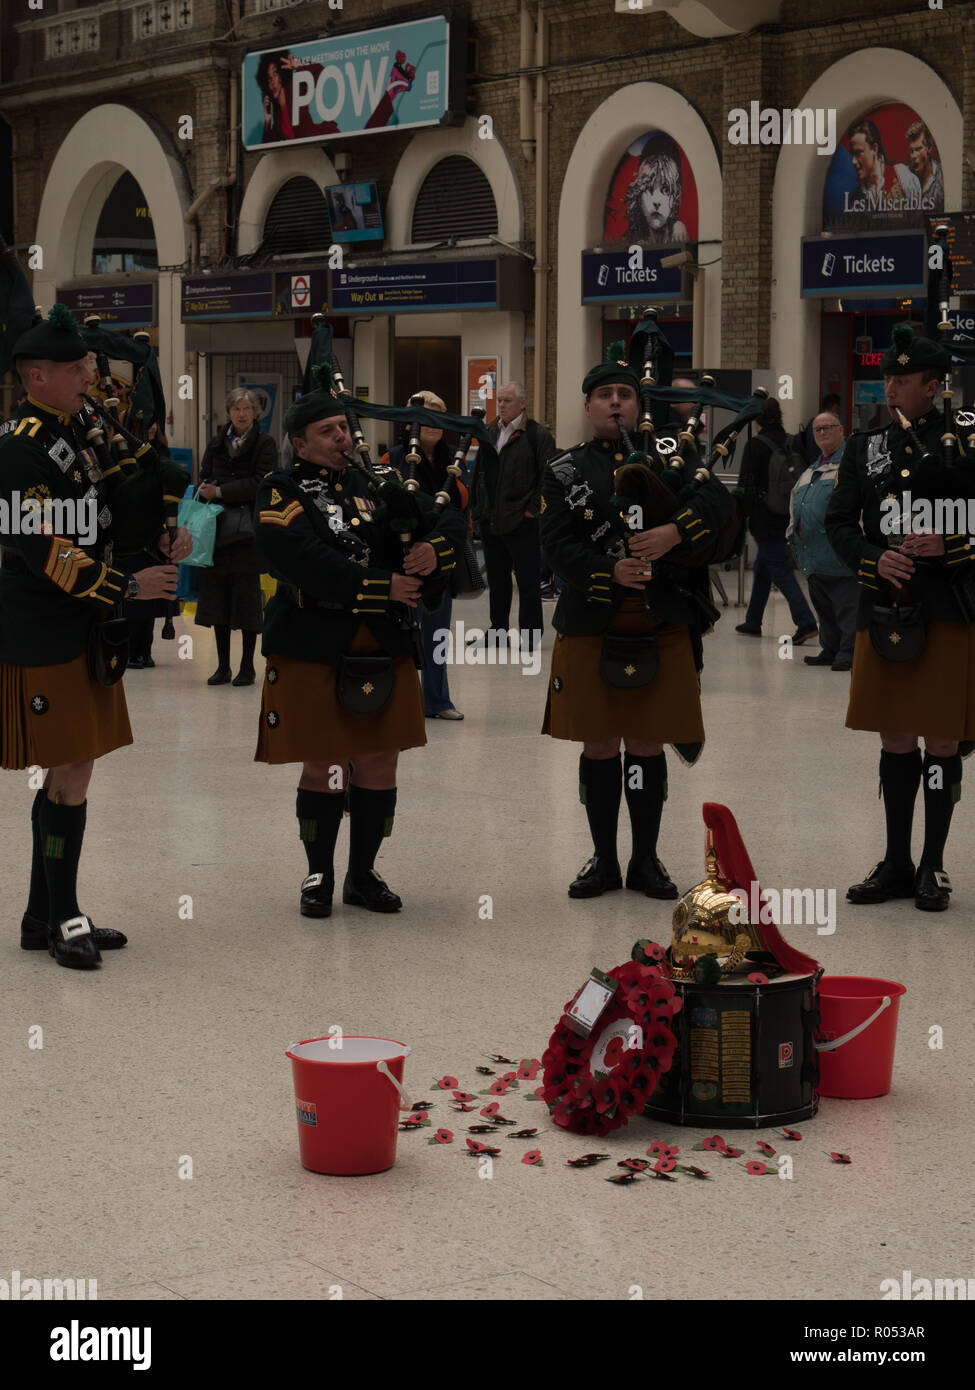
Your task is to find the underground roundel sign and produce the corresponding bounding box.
[291,275,311,311]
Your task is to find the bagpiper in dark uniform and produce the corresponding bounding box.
[253,389,466,917]
[540,360,734,899]
[0,307,191,968]
[825,325,975,912]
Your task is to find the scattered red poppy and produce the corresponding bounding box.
[522,1150,543,1165]
[828,1152,852,1164]
[566,1153,610,1167]
[480,1102,500,1117]
[467,1124,497,1134]
[678,1165,712,1179]
[757,1140,776,1156]
[702,1135,727,1152]
[748,972,769,985]
[518,1058,540,1080]
[721,1146,743,1158]
[466,1137,488,1152]
[431,1128,453,1144]
[507,1128,538,1139]
[434,1076,459,1090]
[620,1157,650,1171]
[646,1141,667,1155]
[451,1103,474,1113]
[488,1079,511,1096]
[488,1114,515,1126]
[484,1053,514,1064]
[498,1071,519,1085]
[534,1086,546,1099]
[452,1090,475,1103]
[409,1110,428,1122]
[661,1145,680,1159]
[745,1160,769,1175]
[777,1127,802,1141]
[654,1157,677,1174]
[606,1172,642,1185]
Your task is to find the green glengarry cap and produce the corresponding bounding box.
[880,323,949,376]
[283,389,348,437]
[582,359,640,397]
[12,303,88,364]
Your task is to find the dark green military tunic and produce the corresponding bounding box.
[539,436,734,760]
[0,397,159,767]
[825,408,975,738]
[253,455,466,763]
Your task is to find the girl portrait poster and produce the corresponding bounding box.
[603,131,699,247]
[823,102,944,230]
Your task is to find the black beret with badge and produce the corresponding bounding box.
[12,303,88,364]
[582,354,641,397]
[880,323,950,376]
[283,389,348,438]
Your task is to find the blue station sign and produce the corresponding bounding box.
[581,250,685,304]
[331,259,499,313]
[800,232,926,299]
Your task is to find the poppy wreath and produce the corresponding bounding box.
[540,957,682,1137]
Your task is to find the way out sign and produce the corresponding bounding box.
[291,275,311,310]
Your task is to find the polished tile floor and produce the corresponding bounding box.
[2,578,972,1302]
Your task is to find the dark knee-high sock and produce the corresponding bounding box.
[214,624,231,671]
[879,749,922,866]
[623,752,667,865]
[25,787,49,920]
[347,786,396,880]
[296,788,346,885]
[579,754,622,861]
[39,798,87,928]
[239,630,257,675]
[920,753,962,870]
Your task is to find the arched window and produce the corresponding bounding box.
[262,176,331,256]
[91,171,157,273]
[411,156,498,243]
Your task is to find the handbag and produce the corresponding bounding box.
[869,602,926,663]
[599,632,660,688]
[177,487,222,568]
[336,654,396,714]
[87,617,129,686]
[215,502,255,549]
[451,535,487,598]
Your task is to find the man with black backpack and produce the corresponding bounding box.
[735,396,819,644]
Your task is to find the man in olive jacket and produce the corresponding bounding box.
[473,382,556,650]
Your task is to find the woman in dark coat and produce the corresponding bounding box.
[196,389,278,685]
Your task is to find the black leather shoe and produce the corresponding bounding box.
[300,872,334,918]
[846,860,916,904]
[831,659,852,672]
[568,856,623,899]
[232,669,256,687]
[143,656,156,668]
[793,626,819,646]
[343,870,402,912]
[207,668,233,686]
[49,916,101,970]
[21,912,126,951]
[625,855,679,899]
[803,652,834,666]
[161,619,176,640]
[915,865,951,912]
[128,657,146,669]
[735,624,761,637]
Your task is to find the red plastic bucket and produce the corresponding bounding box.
[815,976,906,1099]
[286,1036,411,1175]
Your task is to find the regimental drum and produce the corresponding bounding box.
[645,972,820,1128]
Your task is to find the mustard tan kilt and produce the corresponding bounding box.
[0,654,132,770]
[846,620,975,739]
[254,624,427,765]
[542,595,705,744]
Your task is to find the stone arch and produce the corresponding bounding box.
[238,146,339,257]
[386,117,523,248]
[556,84,722,443]
[771,48,963,418]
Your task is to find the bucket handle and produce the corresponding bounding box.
[377,1059,412,1111]
[814,995,892,1053]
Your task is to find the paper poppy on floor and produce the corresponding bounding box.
[411,1101,432,1112]
[467,1124,497,1134]
[619,1158,650,1171]
[486,1079,512,1097]
[744,1161,776,1175]
[522,1150,543,1165]
[466,1138,501,1157]
[776,1127,802,1141]
[541,956,680,1137]
[698,1135,728,1153]
[566,1153,610,1167]
[434,1076,459,1090]
[606,1172,643,1185]
[677,1165,712,1179]
[430,1128,454,1144]
[484,1054,514,1064]
[518,1058,541,1080]
[654,1157,677,1174]
[508,1128,538,1139]
[476,1066,495,1076]
[452,1090,475,1103]
[488,1115,515,1126]
[756,1140,776,1156]
[827,1152,852,1164]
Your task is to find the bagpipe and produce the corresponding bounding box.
[603,307,769,568]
